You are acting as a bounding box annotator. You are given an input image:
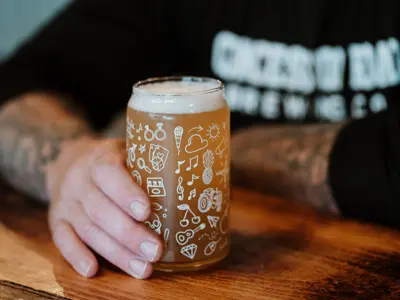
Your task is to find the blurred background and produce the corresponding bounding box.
[0,0,70,61]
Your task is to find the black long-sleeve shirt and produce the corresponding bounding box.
[0,0,399,227]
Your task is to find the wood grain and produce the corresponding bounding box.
[0,185,399,300]
[0,281,66,300]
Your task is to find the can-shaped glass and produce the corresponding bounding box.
[126,76,230,272]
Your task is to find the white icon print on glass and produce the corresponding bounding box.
[137,158,152,173]
[151,202,163,211]
[177,177,184,201]
[215,136,228,158]
[188,174,199,186]
[149,144,169,172]
[127,144,137,168]
[216,157,229,189]
[164,228,170,249]
[177,204,201,227]
[186,156,198,171]
[198,188,223,213]
[175,160,185,174]
[174,126,183,155]
[131,170,142,186]
[181,244,197,260]
[176,223,206,246]
[144,123,167,142]
[151,202,168,219]
[147,178,166,197]
[204,239,221,256]
[154,123,167,141]
[136,123,143,133]
[139,144,146,154]
[188,189,196,200]
[145,213,162,234]
[189,125,203,133]
[220,206,229,235]
[198,231,218,241]
[207,216,220,228]
[144,125,153,141]
[185,134,208,153]
[202,150,214,184]
[127,117,135,140]
[206,124,220,141]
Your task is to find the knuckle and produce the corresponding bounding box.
[92,141,121,161]
[50,199,74,226]
[84,191,107,226]
[112,218,136,246]
[94,151,123,172]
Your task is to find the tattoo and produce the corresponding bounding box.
[231,123,344,214]
[0,94,93,202]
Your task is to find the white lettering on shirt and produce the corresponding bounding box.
[315,46,346,92]
[211,31,394,121]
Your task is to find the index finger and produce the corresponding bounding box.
[91,151,151,222]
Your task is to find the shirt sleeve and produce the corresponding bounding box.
[0,0,177,129]
[328,104,400,228]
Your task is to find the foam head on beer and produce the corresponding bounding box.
[128,77,225,114]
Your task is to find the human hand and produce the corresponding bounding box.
[47,138,163,279]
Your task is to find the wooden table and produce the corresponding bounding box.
[1,186,399,300]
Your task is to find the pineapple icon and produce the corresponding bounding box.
[202,150,214,185]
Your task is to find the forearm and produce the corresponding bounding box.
[0,93,94,202]
[231,123,344,214]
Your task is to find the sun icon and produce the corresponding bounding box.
[206,124,220,141]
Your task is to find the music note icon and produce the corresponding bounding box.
[188,174,199,186]
[188,189,196,200]
[175,160,185,174]
[186,156,199,171]
[136,123,143,133]
[177,177,184,200]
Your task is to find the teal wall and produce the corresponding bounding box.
[0,0,71,61]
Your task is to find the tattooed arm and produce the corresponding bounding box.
[0,93,94,202]
[231,123,344,214]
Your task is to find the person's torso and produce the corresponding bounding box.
[95,0,400,130]
[170,0,400,130]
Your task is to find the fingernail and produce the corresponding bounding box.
[129,258,148,279]
[140,241,159,262]
[130,201,148,219]
[79,260,92,277]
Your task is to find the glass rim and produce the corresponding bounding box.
[133,76,224,97]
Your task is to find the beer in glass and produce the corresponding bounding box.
[126,76,230,272]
